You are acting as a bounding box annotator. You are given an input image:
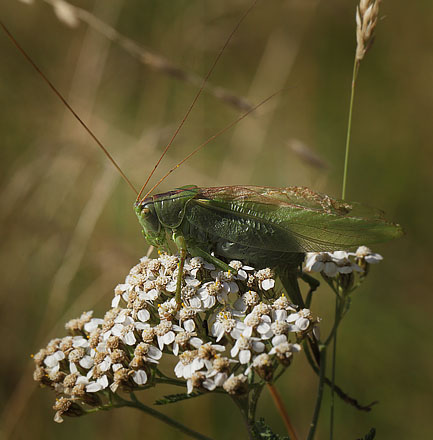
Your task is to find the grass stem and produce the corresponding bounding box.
[342,59,360,200]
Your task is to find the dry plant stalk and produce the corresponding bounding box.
[356,0,382,62]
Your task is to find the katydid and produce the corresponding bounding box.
[134,184,402,307]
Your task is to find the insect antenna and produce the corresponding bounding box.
[142,89,283,200]
[0,21,138,195]
[136,0,259,203]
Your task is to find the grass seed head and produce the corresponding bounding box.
[356,0,382,61]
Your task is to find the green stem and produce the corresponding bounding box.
[307,345,327,440]
[329,299,339,440]
[249,385,264,422]
[155,375,188,388]
[232,396,254,440]
[324,294,345,347]
[341,58,360,200]
[113,393,213,440]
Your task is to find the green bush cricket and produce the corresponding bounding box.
[134,184,402,307]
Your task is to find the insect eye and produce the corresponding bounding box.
[141,207,150,216]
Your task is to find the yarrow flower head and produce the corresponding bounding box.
[350,246,383,264]
[304,246,383,293]
[304,251,363,278]
[33,253,318,422]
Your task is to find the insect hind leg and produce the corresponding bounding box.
[188,245,237,274]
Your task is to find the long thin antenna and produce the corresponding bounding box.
[142,89,282,201]
[0,21,138,195]
[135,0,259,202]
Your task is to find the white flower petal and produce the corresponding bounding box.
[132,370,148,385]
[323,262,338,277]
[148,346,163,360]
[79,356,94,369]
[189,337,203,348]
[203,296,216,308]
[163,331,175,345]
[137,309,150,322]
[228,281,239,294]
[189,297,202,309]
[261,279,275,290]
[97,375,109,389]
[99,358,111,372]
[111,324,124,337]
[230,327,243,340]
[239,350,251,364]
[124,332,136,346]
[231,345,239,358]
[203,379,216,391]
[331,251,349,261]
[274,309,287,321]
[86,382,102,393]
[174,362,184,378]
[236,269,247,281]
[242,326,253,338]
[251,341,265,353]
[295,317,310,331]
[183,319,196,332]
[272,334,287,346]
[257,322,271,334]
[72,337,88,348]
[287,313,299,323]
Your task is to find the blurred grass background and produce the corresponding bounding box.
[1,0,432,438]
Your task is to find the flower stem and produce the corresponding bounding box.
[341,58,360,200]
[232,395,254,440]
[324,293,345,346]
[113,393,213,440]
[307,345,326,440]
[267,383,299,440]
[329,298,339,440]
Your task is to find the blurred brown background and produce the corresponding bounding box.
[1,0,432,439]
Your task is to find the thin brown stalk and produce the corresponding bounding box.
[267,383,299,440]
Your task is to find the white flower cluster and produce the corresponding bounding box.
[33,254,318,422]
[304,246,382,278]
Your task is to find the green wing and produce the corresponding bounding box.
[187,186,403,252]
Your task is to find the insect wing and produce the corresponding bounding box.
[192,186,403,252]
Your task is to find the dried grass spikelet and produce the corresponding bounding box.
[51,0,80,28]
[355,0,382,61]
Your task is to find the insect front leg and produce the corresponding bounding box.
[173,232,187,306]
